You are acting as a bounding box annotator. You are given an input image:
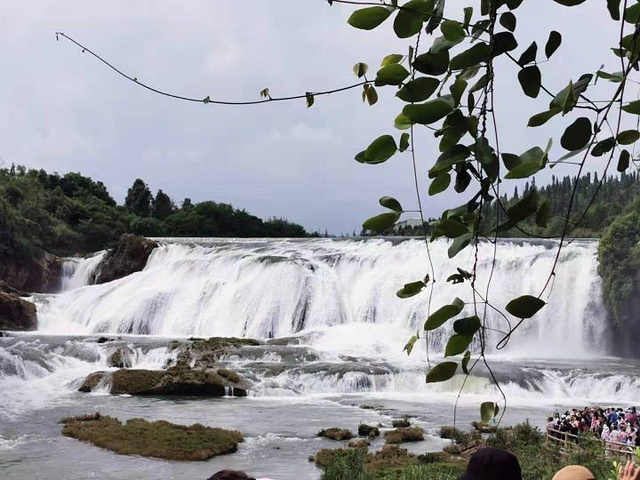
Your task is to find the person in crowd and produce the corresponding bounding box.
[459,447,522,480]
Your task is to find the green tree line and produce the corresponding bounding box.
[0,165,310,258]
[371,172,640,239]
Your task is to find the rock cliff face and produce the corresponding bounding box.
[0,292,37,331]
[92,234,158,284]
[0,251,61,293]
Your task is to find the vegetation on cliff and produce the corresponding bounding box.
[598,197,640,354]
[60,413,243,460]
[0,165,310,262]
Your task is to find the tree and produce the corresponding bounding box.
[181,198,194,212]
[152,189,175,220]
[125,179,152,217]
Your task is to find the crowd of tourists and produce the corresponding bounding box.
[547,406,640,451]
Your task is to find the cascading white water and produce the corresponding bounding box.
[60,252,106,291]
[36,238,606,358]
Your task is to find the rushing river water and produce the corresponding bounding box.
[0,238,638,479]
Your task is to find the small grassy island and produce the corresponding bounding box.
[60,413,243,461]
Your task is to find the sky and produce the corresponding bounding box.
[0,1,626,234]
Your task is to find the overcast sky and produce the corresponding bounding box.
[0,1,625,234]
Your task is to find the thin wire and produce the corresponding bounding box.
[55,32,371,106]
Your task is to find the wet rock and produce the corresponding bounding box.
[79,367,248,397]
[358,424,380,438]
[0,251,61,293]
[108,347,133,368]
[96,337,111,344]
[92,234,158,284]
[348,439,370,449]
[392,417,411,428]
[0,281,29,297]
[384,427,424,444]
[79,372,106,392]
[0,292,37,331]
[317,428,353,441]
[172,337,261,369]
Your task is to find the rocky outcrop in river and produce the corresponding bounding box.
[92,234,158,284]
[0,292,37,330]
[79,367,248,396]
[0,250,61,293]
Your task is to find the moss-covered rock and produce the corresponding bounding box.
[79,367,248,397]
[61,413,243,460]
[358,424,380,438]
[391,417,411,428]
[0,292,37,331]
[384,426,424,444]
[317,428,353,441]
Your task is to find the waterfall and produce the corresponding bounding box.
[35,238,606,359]
[60,252,106,291]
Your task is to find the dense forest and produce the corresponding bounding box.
[0,165,309,259]
[367,171,640,239]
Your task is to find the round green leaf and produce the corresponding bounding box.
[435,218,468,238]
[450,43,490,70]
[348,7,392,30]
[453,315,481,336]
[441,20,465,42]
[424,298,465,331]
[362,212,401,232]
[381,54,404,66]
[403,97,454,125]
[394,113,412,130]
[379,196,403,212]
[353,62,369,78]
[448,232,472,258]
[545,31,562,58]
[528,108,561,127]
[397,281,426,299]
[591,137,616,157]
[375,64,410,86]
[365,135,398,164]
[518,42,538,66]
[617,130,640,145]
[429,173,451,196]
[399,133,410,152]
[493,32,518,56]
[618,149,631,172]
[393,0,434,38]
[505,295,546,319]
[622,100,640,115]
[396,77,440,103]
[445,334,473,357]
[500,12,516,32]
[518,66,541,98]
[413,51,450,76]
[560,117,592,151]
[426,361,458,383]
